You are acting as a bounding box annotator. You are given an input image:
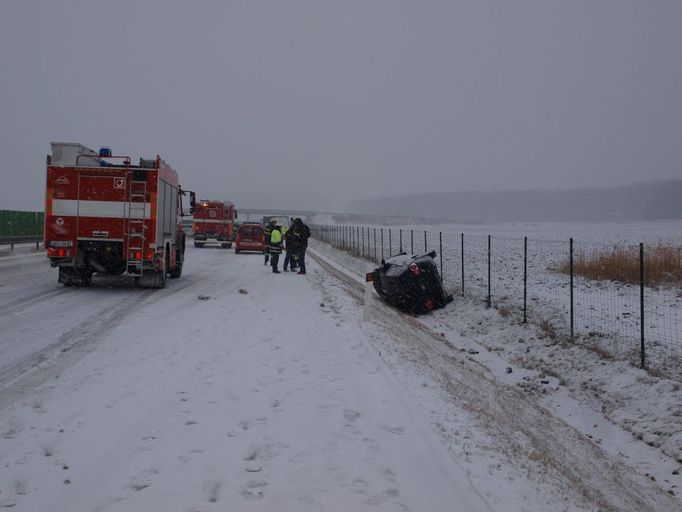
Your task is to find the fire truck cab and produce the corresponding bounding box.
[45,142,195,288]
[192,200,237,248]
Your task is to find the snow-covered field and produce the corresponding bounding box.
[1,242,681,511]
[311,219,682,378]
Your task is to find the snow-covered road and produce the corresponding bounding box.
[0,246,679,511]
[0,247,490,511]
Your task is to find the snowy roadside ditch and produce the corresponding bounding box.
[308,239,682,501]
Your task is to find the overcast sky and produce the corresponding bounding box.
[1,0,680,212]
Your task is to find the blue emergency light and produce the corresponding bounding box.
[99,147,112,157]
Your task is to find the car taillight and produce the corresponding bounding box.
[145,251,154,260]
[409,263,421,276]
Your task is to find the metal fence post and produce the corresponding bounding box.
[640,242,646,369]
[361,226,365,258]
[373,228,377,262]
[389,229,392,256]
[356,226,360,256]
[399,229,403,253]
[570,237,574,341]
[461,233,464,296]
[523,236,528,323]
[367,227,371,260]
[410,229,414,254]
[424,230,427,252]
[439,231,443,284]
[381,228,384,261]
[355,226,360,256]
[487,235,491,308]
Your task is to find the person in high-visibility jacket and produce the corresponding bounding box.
[269,224,283,273]
[263,219,276,265]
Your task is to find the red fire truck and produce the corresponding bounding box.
[44,142,196,288]
[192,200,237,248]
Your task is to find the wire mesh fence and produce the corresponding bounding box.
[311,224,682,377]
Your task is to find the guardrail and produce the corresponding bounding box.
[0,235,43,250]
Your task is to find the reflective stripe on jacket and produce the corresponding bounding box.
[269,228,283,254]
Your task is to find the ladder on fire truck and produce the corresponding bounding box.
[126,180,148,275]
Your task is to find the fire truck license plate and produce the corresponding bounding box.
[49,240,73,247]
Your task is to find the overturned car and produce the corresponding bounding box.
[370,251,453,315]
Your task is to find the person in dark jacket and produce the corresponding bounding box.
[290,218,310,274]
[282,219,298,272]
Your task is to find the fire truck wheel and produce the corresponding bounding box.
[141,253,168,288]
[160,251,169,287]
[169,249,183,278]
[80,271,92,287]
[59,268,91,287]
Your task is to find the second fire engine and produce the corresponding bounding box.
[192,200,237,248]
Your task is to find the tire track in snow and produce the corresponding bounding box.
[0,272,212,412]
[308,248,681,512]
[1,288,65,314]
[0,290,155,410]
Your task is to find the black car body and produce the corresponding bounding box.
[372,251,453,314]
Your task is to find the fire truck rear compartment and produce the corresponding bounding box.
[78,240,126,275]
